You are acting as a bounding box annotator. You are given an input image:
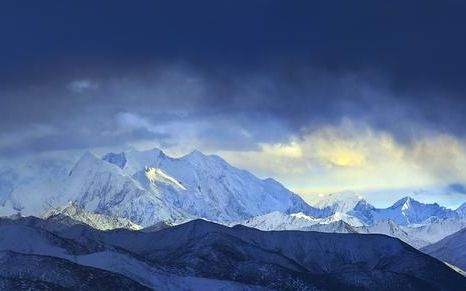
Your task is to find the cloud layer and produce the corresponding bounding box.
[2,1,466,206]
[217,120,466,207]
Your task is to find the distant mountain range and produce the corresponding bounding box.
[349,196,459,225]
[0,216,464,290]
[1,149,465,248]
[241,192,466,248]
[0,148,325,226]
[313,191,461,225]
[1,148,466,289]
[1,149,463,224]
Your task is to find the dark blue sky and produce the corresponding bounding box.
[1,1,466,86]
[2,1,466,141]
[1,1,466,204]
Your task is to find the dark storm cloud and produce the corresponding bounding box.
[1,1,466,154]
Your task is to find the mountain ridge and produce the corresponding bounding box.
[0,148,464,234]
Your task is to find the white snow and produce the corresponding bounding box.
[0,148,464,250]
[43,201,143,231]
[1,148,322,227]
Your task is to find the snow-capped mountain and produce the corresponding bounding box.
[349,196,459,225]
[0,154,76,216]
[314,192,462,227]
[303,220,359,233]
[104,148,324,223]
[381,196,459,225]
[402,217,466,246]
[457,202,466,218]
[43,202,142,231]
[313,191,364,213]
[240,211,321,231]
[1,147,464,242]
[0,148,324,227]
[66,151,190,226]
[240,210,363,233]
[358,219,429,248]
[318,211,365,226]
[240,210,466,249]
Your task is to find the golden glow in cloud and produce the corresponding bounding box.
[216,120,466,200]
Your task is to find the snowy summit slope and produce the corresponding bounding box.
[314,191,364,213]
[243,192,466,248]
[102,148,324,224]
[313,192,461,226]
[43,201,143,231]
[0,148,325,227]
[349,196,458,225]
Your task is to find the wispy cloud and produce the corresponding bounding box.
[67,79,99,93]
[216,119,466,203]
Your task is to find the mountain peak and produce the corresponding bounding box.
[456,202,466,217]
[102,152,127,169]
[69,151,103,175]
[147,147,166,156]
[42,200,81,219]
[181,149,229,166]
[456,202,466,211]
[126,147,168,160]
[80,151,99,161]
[391,196,418,209]
[402,197,413,210]
[183,149,206,160]
[104,147,169,175]
[314,191,365,213]
[43,201,142,231]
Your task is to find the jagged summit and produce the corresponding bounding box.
[43,200,80,216]
[314,191,365,213]
[43,201,142,231]
[69,151,109,176]
[312,193,462,227]
[0,147,324,226]
[1,147,465,233]
[456,202,466,217]
[390,196,417,209]
[183,149,205,159]
[102,152,127,169]
[353,196,459,225]
[100,148,326,223]
[123,146,165,155]
[103,147,169,175]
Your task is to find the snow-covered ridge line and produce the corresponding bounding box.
[311,191,463,226]
[0,216,464,290]
[240,209,466,249]
[42,201,143,231]
[0,148,324,226]
[0,147,464,233]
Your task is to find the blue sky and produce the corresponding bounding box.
[1,1,466,207]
